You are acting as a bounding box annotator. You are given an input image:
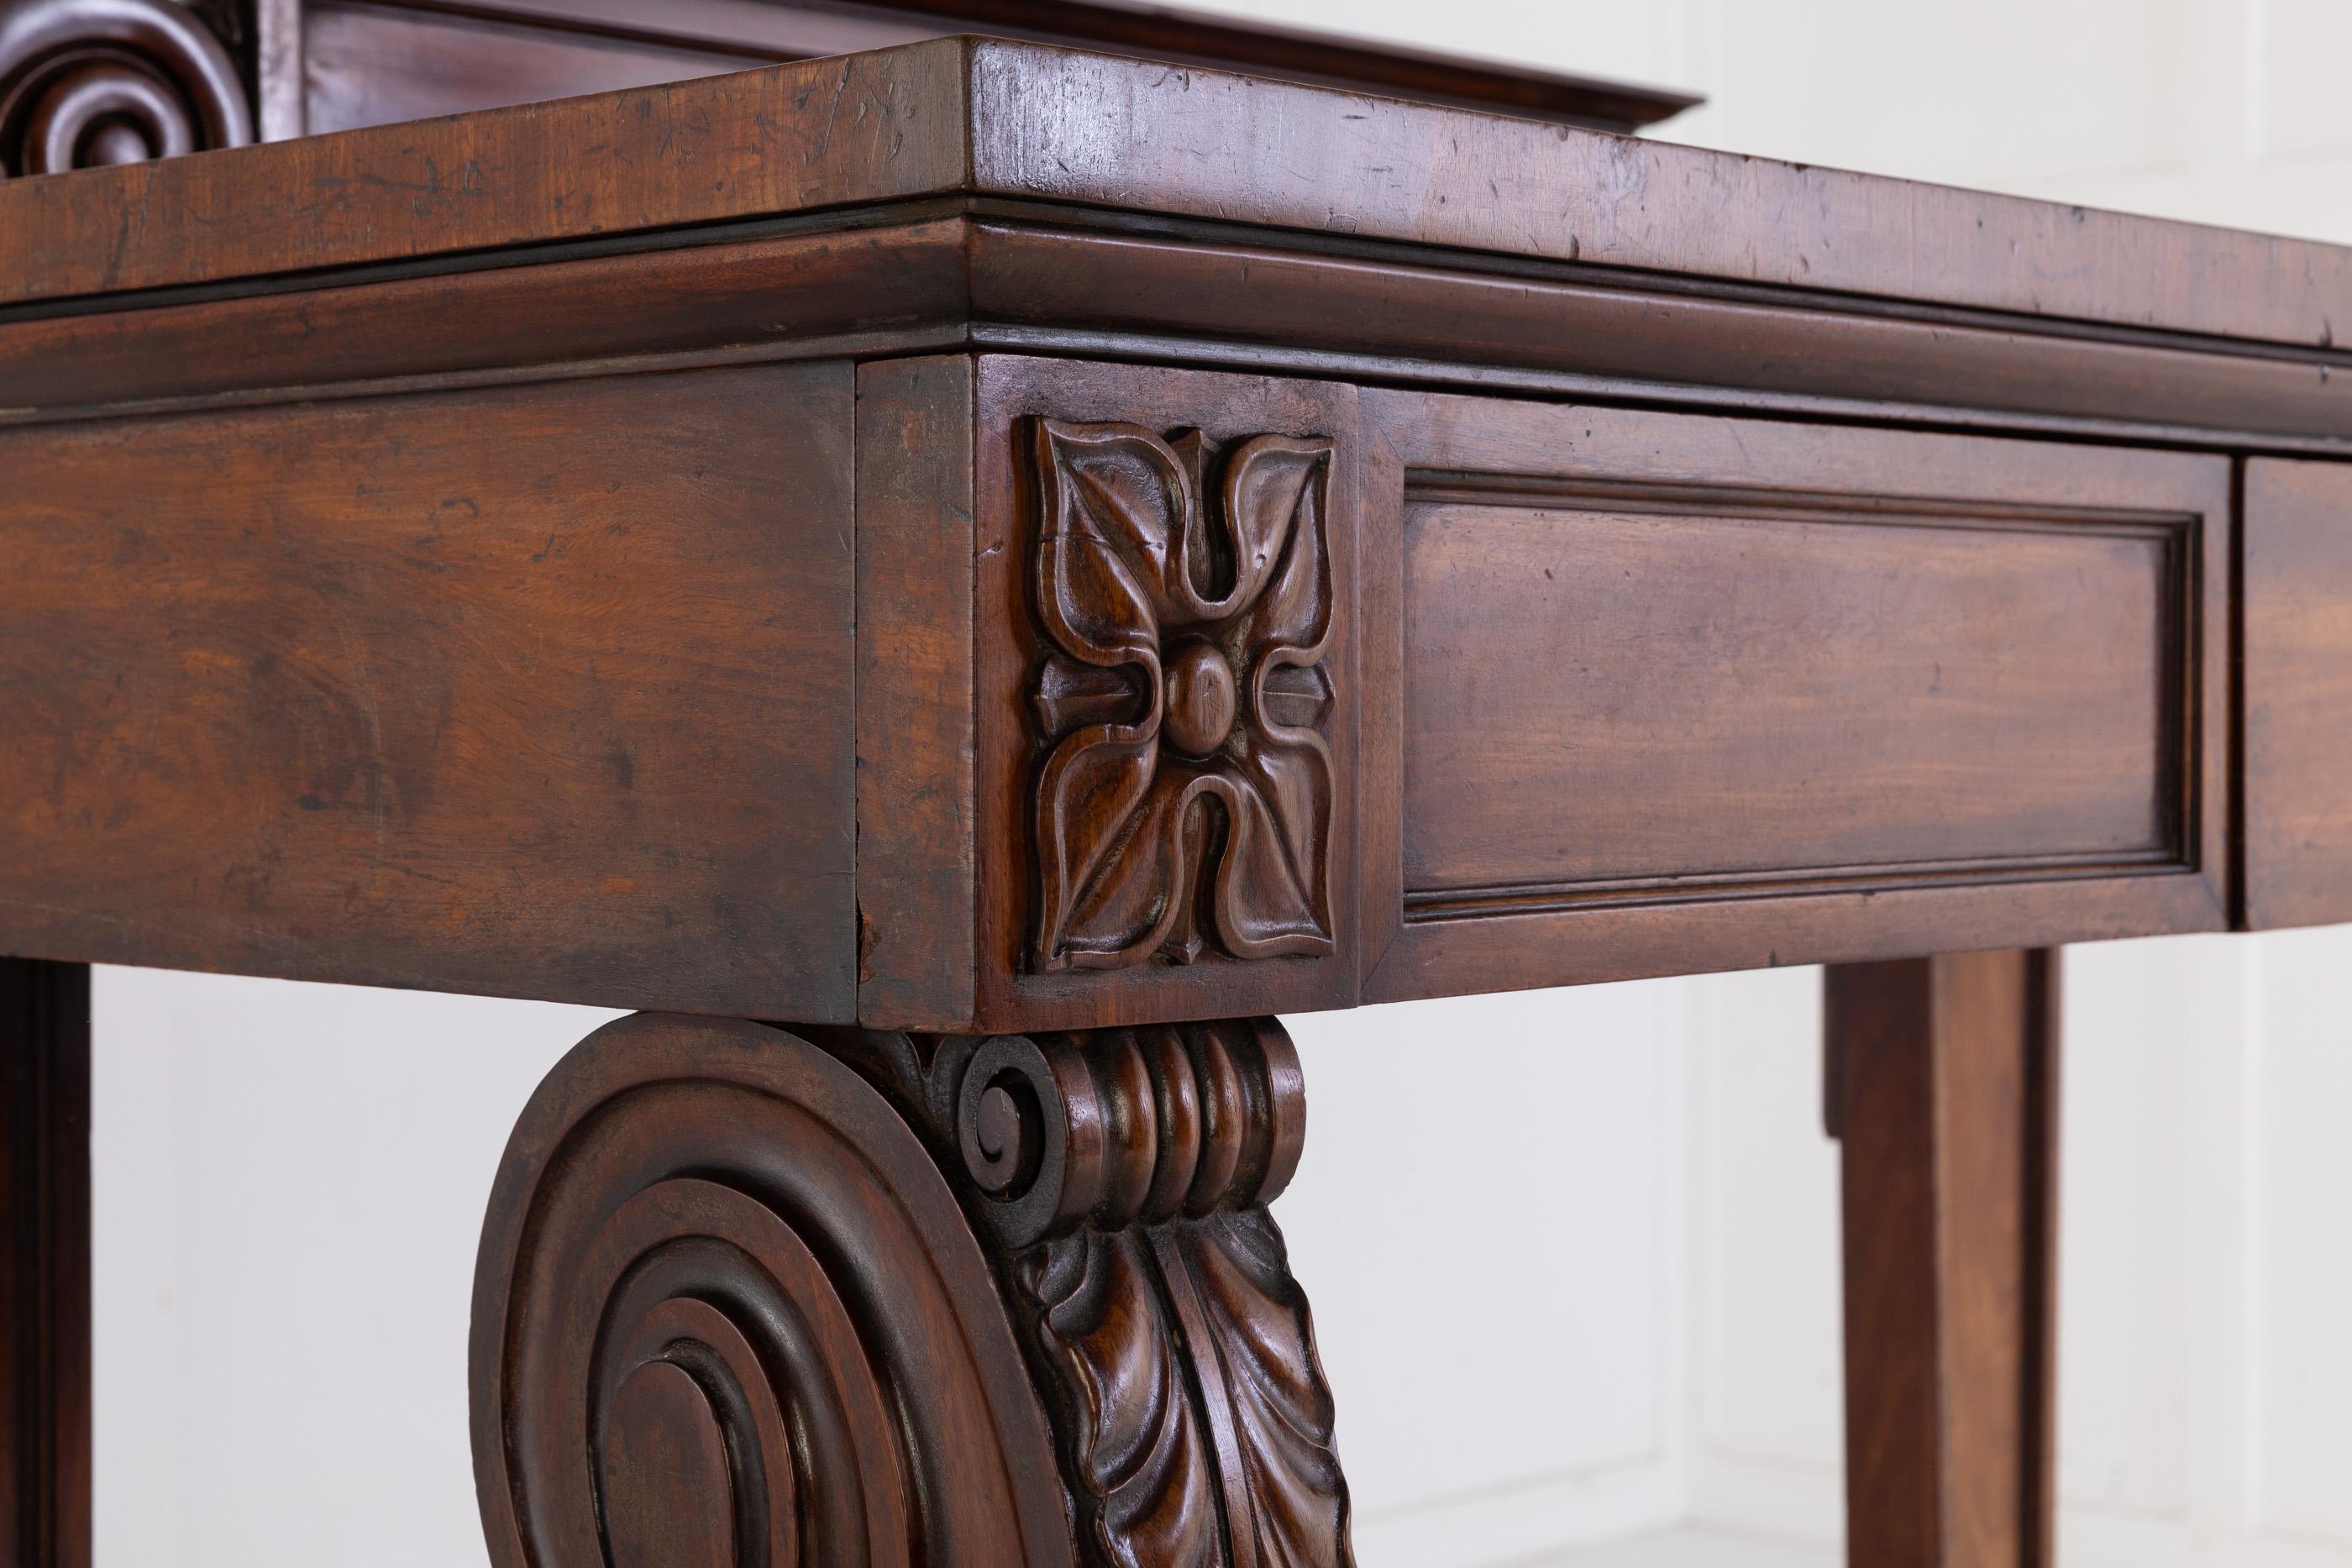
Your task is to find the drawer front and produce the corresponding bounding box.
[2244,458,2352,929]
[1361,392,2229,999]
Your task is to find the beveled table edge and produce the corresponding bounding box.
[4,35,2351,352]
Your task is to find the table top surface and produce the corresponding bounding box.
[5,34,2350,351]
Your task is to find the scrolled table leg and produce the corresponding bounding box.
[468,1013,1074,1568]
[474,1011,1355,1568]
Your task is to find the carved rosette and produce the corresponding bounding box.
[825,1018,1354,1568]
[0,0,253,179]
[1030,419,1337,972]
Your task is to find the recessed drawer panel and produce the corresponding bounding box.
[1361,394,2229,999]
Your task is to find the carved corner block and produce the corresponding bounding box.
[853,357,1359,1035]
[1028,418,1338,973]
[977,360,1362,1033]
[822,1016,1355,1568]
[0,0,253,178]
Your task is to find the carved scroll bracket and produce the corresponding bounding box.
[470,1014,1075,1568]
[0,0,253,178]
[823,1018,1353,1568]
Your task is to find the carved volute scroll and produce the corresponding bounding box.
[476,1012,1351,1568]
[1029,419,1338,973]
[468,1014,1074,1568]
[0,0,252,179]
[822,1017,1354,1568]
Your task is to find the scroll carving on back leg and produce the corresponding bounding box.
[467,1013,1074,1568]
[816,1017,1354,1568]
[0,0,255,177]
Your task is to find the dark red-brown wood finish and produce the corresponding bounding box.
[6,13,2352,1568]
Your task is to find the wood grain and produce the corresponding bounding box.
[854,355,980,1029]
[1404,501,2176,888]
[967,43,2352,353]
[1360,391,2232,999]
[2242,457,2352,929]
[855,354,1370,1036]
[0,364,857,1016]
[0,958,88,1568]
[3,38,2349,357]
[1828,950,2060,1568]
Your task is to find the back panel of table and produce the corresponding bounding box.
[0,363,857,1016]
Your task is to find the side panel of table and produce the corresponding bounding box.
[2243,457,2352,929]
[0,364,858,1017]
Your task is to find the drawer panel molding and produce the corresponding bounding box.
[1358,392,2232,999]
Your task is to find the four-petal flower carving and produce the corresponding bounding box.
[1029,419,1337,972]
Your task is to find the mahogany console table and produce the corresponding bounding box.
[7,5,2352,1567]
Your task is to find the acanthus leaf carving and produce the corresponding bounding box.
[1168,1211,1348,1568]
[817,1017,1353,1568]
[1026,1230,1227,1568]
[1029,420,1336,973]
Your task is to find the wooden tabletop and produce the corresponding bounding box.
[6,35,2351,351]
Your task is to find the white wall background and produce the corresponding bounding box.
[92,3,2352,1564]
